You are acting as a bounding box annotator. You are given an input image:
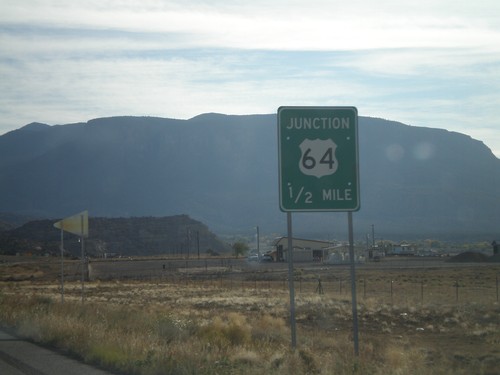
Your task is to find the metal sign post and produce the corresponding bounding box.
[80,214,85,304]
[287,212,297,349]
[348,211,359,355]
[54,210,89,304]
[278,106,360,354]
[60,228,64,303]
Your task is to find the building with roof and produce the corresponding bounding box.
[270,237,365,263]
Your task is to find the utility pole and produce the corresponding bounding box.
[186,228,190,259]
[256,226,260,259]
[197,231,200,259]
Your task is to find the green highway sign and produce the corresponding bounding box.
[278,106,360,212]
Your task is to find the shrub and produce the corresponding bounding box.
[199,313,251,348]
[251,314,286,343]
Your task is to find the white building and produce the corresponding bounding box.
[271,237,365,263]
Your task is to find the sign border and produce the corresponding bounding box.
[278,106,360,212]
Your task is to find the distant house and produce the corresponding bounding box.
[326,244,366,264]
[271,237,333,262]
[270,237,360,263]
[390,243,415,256]
[270,237,366,263]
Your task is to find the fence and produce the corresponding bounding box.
[87,259,500,306]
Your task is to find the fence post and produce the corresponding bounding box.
[390,280,394,304]
[421,281,424,305]
[496,276,498,303]
[455,280,459,303]
[316,277,324,295]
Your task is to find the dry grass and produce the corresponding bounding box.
[0,260,499,375]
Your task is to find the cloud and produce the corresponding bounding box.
[0,0,499,157]
[3,1,499,51]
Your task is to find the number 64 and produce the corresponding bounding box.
[301,148,335,170]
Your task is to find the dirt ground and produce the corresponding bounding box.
[1,255,499,374]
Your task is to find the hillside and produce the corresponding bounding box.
[0,215,231,257]
[0,114,499,240]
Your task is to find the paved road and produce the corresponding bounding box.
[0,329,116,375]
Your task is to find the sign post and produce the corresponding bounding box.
[278,106,360,354]
[54,210,89,304]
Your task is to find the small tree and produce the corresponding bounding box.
[232,241,249,258]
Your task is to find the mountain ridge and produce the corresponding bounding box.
[0,215,231,257]
[1,113,499,241]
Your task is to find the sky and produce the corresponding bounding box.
[1,0,500,156]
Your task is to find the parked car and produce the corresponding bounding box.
[247,254,259,262]
[259,254,273,262]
